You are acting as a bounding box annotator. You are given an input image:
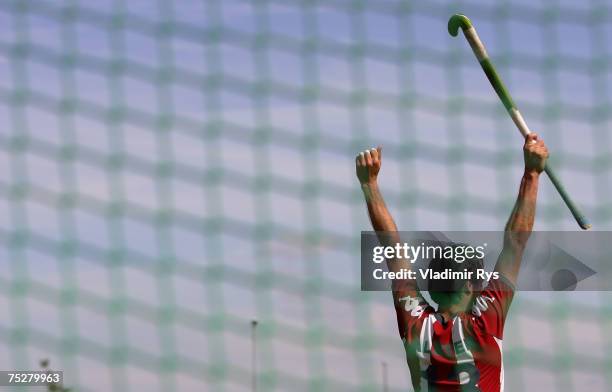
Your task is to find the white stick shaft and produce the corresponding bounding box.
[463,27,488,61]
[509,108,531,138]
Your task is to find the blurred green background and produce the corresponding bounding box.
[0,0,610,391]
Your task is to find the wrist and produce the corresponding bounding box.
[361,180,378,189]
[523,168,541,179]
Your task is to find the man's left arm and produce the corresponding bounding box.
[494,133,549,287]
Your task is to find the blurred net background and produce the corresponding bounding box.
[0,0,611,391]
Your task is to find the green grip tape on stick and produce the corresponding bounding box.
[448,14,591,230]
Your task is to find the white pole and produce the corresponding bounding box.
[382,361,388,392]
[251,320,258,392]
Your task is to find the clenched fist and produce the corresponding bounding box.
[523,133,549,174]
[356,146,382,185]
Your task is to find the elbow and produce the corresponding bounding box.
[503,230,531,252]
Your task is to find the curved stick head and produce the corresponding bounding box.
[448,14,473,37]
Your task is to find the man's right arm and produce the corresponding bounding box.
[356,147,417,302]
[357,147,425,391]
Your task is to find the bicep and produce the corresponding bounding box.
[493,241,525,288]
[494,229,531,286]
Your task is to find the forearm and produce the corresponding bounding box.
[495,170,540,284]
[361,182,398,234]
[505,170,539,235]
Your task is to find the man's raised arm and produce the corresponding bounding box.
[356,147,417,300]
[495,133,549,287]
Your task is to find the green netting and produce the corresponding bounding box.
[0,0,611,391]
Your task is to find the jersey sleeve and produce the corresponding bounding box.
[475,275,515,338]
[393,281,433,344]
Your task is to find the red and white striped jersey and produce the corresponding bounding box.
[396,278,514,392]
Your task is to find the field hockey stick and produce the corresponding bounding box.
[448,14,591,230]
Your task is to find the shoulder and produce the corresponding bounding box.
[398,293,434,318]
[469,276,516,338]
[480,275,515,303]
